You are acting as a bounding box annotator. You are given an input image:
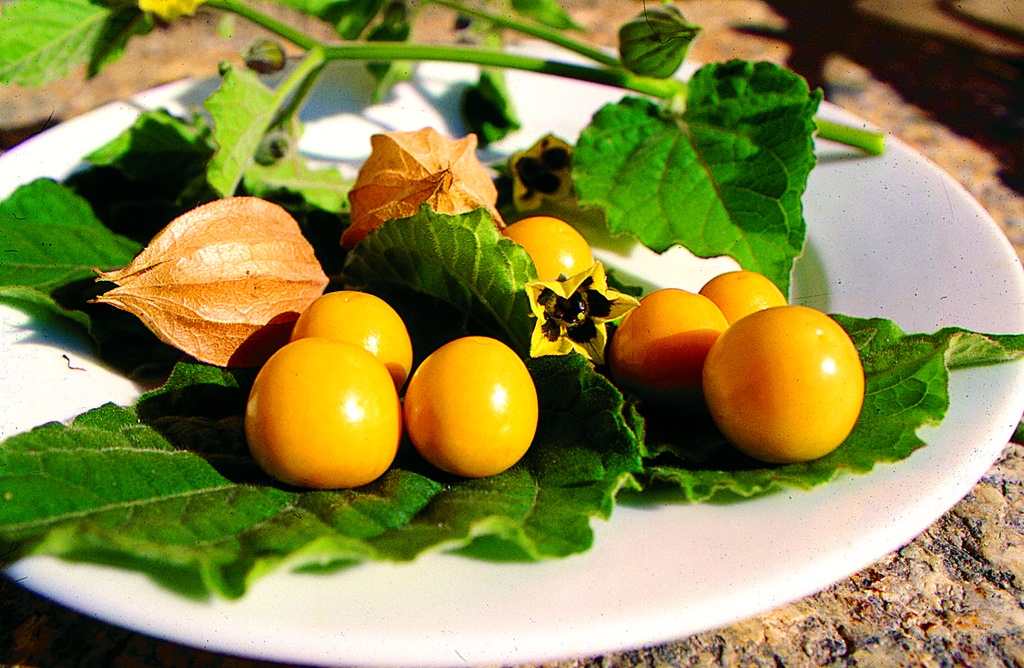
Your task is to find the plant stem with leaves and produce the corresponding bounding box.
[203,0,884,155]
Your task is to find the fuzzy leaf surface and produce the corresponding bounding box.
[204,64,277,198]
[572,61,821,293]
[0,179,141,294]
[343,206,536,356]
[0,0,149,85]
[0,350,643,597]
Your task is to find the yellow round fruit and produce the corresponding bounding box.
[608,288,729,406]
[290,290,413,389]
[698,270,788,325]
[502,215,594,281]
[403,336,538,478]
[245,338,402,489]
[702,305,865,463]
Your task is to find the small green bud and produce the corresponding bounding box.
[254,131,290,166]
[618,5,700,79]
[243,38,287,75]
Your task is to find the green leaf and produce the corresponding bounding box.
[0,176,189,378]
[572,61,821,294]
[0,348,644,595]
[0,0,149,86]
[0,361,443,598]
[84,7,153,78]
[342,206,536,357]
[275,0,385,39]
[509,0,581,31]
[944,329,1024,370]
[364,0,413,101]
[204,64,278,197]
[0,285,93,338]
[640,315,1024,502]
[461,68,522,146]
[243,134,350,215]
[0,179,141,295]
[65,109,217,243]
[83,109,214,188]
[386,354,645,560]
[2,305,1021,596]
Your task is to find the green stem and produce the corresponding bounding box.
[207,0,884,154]
[427,0,621,69]
[207,0,678,98]
[271,46,327,127]
[321,42,687,99]
[815,118,886,155]
[206,0,318,50]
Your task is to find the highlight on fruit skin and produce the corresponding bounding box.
[244,337,403,489]
[608,287,728,411]
[702,305,865,464]
[402,335,539,478]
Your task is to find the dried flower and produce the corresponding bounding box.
[93,197,329,367]
[138,0,206,22]
[343,127,503,248]
[509,134,575,212]
[526,261,638,364]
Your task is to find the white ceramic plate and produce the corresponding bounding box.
[3,54,1024,668]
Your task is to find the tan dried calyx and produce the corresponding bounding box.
[342,127,504,248]
[94,197,329,367]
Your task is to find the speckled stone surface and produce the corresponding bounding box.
[2,1,1024,666]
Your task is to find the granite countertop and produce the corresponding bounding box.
[3,1,1024,666]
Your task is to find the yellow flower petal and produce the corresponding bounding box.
[599,287,640,323]
[525,260,638,364]
[576,322,609,365]
[139,0,206,21]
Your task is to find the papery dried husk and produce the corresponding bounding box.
[94,197,329,367]
[342,127,504,248]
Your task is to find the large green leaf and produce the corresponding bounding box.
[572,61,821,294]
[343,206,537,357]
[65,109,216,243]
[0,349,643,597]
[3,315,1019,598]
[204,64,278,197]
[0,362,439,597]
[0,0,150,85]
[0,178,140,294]
[641,317,1024,502]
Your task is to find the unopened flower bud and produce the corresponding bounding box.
[243,38,287,74]
[618,5,700,79]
